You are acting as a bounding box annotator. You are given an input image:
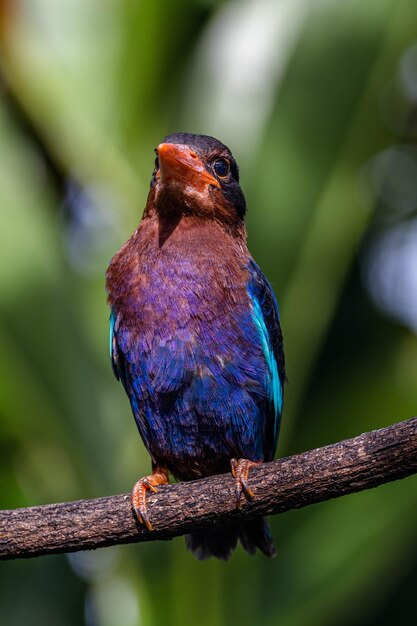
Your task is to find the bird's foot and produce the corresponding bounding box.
[230,458,262,509]
[131,466,169,531]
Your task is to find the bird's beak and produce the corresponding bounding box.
[157,143,220,191]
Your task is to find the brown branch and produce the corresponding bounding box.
[1,417,416,560]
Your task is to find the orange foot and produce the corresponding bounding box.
[230,458,262,509]
[131,466,169,531]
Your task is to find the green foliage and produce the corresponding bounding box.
[0,1,416,624]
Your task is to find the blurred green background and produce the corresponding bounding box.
[0,0,416,624]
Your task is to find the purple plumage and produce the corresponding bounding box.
[106,133,285,559]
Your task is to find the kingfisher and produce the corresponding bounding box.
[106,133,285,559]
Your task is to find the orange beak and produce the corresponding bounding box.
[157,143,220,191]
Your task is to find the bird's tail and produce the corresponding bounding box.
[185,517,276,561]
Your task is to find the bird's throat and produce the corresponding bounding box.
[157,209,182,247]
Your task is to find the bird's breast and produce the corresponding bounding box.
[108,217,251,337]
[106,218,274,475]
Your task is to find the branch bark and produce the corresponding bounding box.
[1,417,416,560]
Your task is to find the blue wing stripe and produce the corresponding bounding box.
[109,308,120,380]
[249,290,283,432]
[110,309,116,359]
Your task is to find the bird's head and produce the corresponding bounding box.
[145,133,246,229]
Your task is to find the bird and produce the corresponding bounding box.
[106,133,285,560]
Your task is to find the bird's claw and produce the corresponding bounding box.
[230,458,261,509]
[142,478,158,493]
[131,469,169,531]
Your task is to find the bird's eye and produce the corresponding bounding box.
[213,158,230,178]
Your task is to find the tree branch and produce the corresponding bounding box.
[1,417,416,560]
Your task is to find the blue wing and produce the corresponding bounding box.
[110,309,130,389]
[247,260,285,460]
[109,309,120,380]
[109,309,134,391]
